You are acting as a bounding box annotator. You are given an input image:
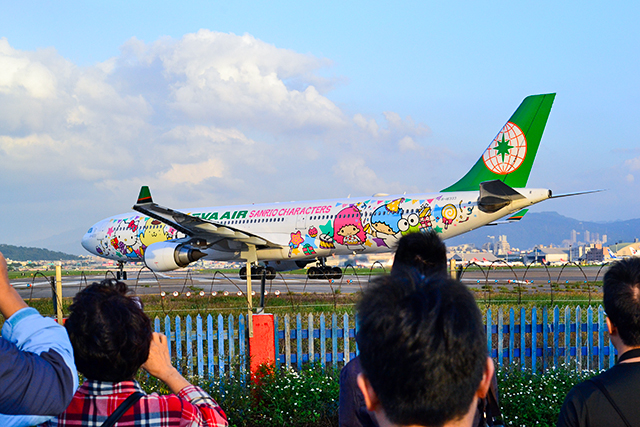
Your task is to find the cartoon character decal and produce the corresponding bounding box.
[440,204,458,230]
[398,213,421,235]
[333,206,366,248]
[140,218,169,248]
[418,203,433,231]
[365,199,404,247]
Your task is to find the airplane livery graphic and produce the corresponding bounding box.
[82,93,567,280]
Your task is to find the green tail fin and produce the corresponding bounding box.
[442,93,556,192]
[136,186,153,204]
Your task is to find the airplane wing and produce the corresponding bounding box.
[132,186,281,248]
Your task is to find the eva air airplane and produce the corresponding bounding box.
[82,93,579,280]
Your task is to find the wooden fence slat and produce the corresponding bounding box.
[296,313,303,370]
[308,314,314,363]
[576,306,582,372]
[520,307,526,370]
[486,308,492,357]
[553,306,560,368]
[274,315,280,369]
[186,315,193,377]
[165,316,172,359]
[332,313,338,366]
[498,309,504,366]
[532,307,537,373]
[217,314,224,376]
[543,307,548,372]
[587,307,593,371]
[564,306,571,365]
[207,314,214,377]
[509,308,514,364]
[320,314,326,368]
[197,315,204,377]
[228,315,235,375]
[284,314,291,369]
[175,316,182,374]
[239,314,246,379]
[344,313,350,364]
[598,306,604,371]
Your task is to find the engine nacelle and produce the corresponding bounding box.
[264,259,311,272]
[144,241,206,272]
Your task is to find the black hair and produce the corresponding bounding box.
[356,272,486,427]
[391,231,448,277]
[603,257,640,347]
[65,279,152,381]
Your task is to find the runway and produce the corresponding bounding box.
[12,264,609,300]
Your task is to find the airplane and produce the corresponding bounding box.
[81,93,594,281]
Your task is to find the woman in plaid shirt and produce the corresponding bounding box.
[41,280,228,427]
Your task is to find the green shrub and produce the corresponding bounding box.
[497,364,598,426]
[135,363,598,427]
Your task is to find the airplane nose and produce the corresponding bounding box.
[81,228,96,254]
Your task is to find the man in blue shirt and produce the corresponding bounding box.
[0,251,78,426]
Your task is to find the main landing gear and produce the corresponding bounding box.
[307,259,342,280]
[239,265,276,281]
[116,261,128,281]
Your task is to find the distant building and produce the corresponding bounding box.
[585,243,604,263]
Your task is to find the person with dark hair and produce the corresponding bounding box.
[339,231,448,427]
[558,257,640,427]
[390,230,448,277]
[41,279,227,427]
[0,251,78,427]
[357,272,494,427]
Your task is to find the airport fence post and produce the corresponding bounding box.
[55,262,63,323]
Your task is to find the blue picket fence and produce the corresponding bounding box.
[154,306,616,379]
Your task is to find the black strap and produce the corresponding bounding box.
[100,392,144,427]
[588,378,632,427]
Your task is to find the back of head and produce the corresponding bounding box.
[603,257,640,347]
[391,231,448,277]
[356,272,486,427]
[65,279,152,382]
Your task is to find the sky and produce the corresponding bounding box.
[1,1,639,252]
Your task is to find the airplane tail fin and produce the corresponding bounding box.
[442,93,556,192]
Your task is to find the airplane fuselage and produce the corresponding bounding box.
[82,188,550,265]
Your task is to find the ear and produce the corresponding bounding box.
[476,357,495,399]
[606,317,618,337]
[357,373,381,412]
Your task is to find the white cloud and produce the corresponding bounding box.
[626,157,640,171]
[398,136,420,152]
[0,32,432,244]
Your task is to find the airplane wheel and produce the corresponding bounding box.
[116,271,121,280]
[266,267,276,280]
[252,267,263,280]
[239,267,247,280]
[122,271,128,280]
[331,267,343,280]
[307,267,319,279]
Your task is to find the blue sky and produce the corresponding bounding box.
[1,1,639,250]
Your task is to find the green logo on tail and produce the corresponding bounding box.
[442,93,555,192]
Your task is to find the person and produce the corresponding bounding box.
[41,279,227,427]
[356,272,495,427]
[339,231,448,427]
[340,232,502,427]
[0,251,78,427]
[557,257,640,427]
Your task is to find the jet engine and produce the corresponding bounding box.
[143,241,206,272]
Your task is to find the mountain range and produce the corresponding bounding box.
[447,211,640,250]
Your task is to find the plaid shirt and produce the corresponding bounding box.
[40,379,228,427]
